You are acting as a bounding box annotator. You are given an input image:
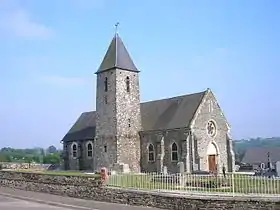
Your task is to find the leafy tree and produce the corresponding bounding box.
[0,154,11,162]
[47,145,57,154]
[43,152,61,164]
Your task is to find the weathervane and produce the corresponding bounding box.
[115,22,120,34]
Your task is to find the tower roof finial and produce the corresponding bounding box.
[114,22,120,35]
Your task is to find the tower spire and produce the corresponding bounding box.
[95,25,139,74]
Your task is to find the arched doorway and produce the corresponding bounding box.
[207,142,219,173]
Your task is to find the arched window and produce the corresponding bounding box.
[87,142,93,158]
[104,77,108,92]
[171,142,178,161]
[126,76,130,92]
[72,143,77,158]
[148,144,155,162]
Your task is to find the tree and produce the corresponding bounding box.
[47,145,57,154]
[0,154,11,162]
[43,153,61,164]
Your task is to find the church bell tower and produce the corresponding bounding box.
[94,30,142,172]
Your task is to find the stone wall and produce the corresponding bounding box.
[95,68,141,172]
[0,171,279,210]
[140,128,189,174]
[191,89,233,173]
[65,141,94,171]
[0,162,51,170]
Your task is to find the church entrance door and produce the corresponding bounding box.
[208,155,216,172]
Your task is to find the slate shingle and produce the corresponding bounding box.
[96,33,139,74]
[62,91,206,142]
[242,147,280,164]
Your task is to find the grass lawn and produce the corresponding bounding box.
[108,173,280,195]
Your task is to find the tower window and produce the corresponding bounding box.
[104,145,107,153]
[128,118,131,127]
[104,96,108,104]
[126,76,130,93]
[104,77,108,92]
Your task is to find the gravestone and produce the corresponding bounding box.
[178,162,184,174]
[112,163,130,174]
[276,161,280,177]
[163,166,168,175]
[177,162,185,187]
[193,163,198,171]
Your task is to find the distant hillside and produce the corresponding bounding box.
[233,137,280,163]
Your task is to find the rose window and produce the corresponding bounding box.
[207,121,216,137]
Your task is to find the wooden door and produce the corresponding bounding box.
[208,155,216,172]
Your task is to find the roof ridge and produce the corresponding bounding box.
[141,90,207,104]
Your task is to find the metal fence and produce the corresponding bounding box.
[107,172,280,197]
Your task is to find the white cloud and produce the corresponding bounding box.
[0,8,54,39]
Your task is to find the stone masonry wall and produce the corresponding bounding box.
[140,128,189,174]
[95,70,118,170]
[95,69,141,172]
[0,171,279,210]
[66,141,94,171]
[191,90,233,173]
[115,69,141,172]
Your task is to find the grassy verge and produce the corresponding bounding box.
[108,173,280,195]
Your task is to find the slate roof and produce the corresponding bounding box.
[95,33,139,74]
[62,91,206,142]
[242,147,280,164]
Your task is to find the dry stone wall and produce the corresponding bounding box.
[0,171,279,210]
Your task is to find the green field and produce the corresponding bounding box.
[107,173,280,195]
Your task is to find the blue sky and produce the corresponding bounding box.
[1,0,279,148]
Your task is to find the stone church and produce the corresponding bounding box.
[61,33,235,174]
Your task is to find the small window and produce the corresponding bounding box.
[104,77,108,92]
[104,145,107,153]
[128,118,131,127]
[72,143,77,158]
[126,76,130,93]
[87,142,93,157]
[148,144,155,162]
[104,96,108,104]
[171,142,178,161]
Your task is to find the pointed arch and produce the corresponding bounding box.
[148,143,155,162]
[207,141,220,155]
[171,142,178,162]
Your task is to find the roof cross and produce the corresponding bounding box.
[114,22,120,34]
